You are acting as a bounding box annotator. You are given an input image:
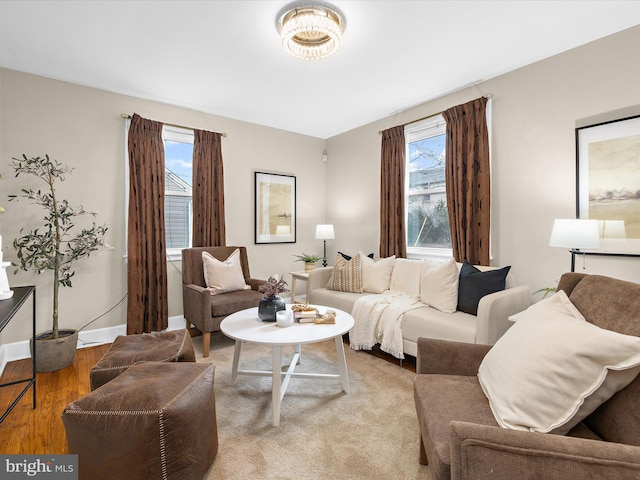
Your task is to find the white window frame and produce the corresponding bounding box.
[404,115,453,260]
[163,125,194,261]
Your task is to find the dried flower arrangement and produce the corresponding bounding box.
[258,275,290,298]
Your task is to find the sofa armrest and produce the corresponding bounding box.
[450,421,640,480]
[306,267,334,299]
[475,285,531,345]
[416,338,491,376]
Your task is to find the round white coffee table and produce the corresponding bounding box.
[220,305,354,426]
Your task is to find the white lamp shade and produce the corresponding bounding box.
[549,219,601,249]
[315,224,335,240]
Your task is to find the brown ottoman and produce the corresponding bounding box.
[63,361,217,480]
[90,329,195,390]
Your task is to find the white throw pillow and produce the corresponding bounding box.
[202,250,250,295]
[478,290,640,434]
[420,258,459,313]
[389,258,423,296]
[360,252,395,294]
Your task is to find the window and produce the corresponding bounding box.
[163,126,194,256]
[405,115,452,257]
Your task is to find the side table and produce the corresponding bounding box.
[289,271,309,303]
[0,286,37,423]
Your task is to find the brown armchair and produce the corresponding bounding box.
[182,246,265,357]
[414,272,640,480]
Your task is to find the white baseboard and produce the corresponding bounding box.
[0,315,187,377]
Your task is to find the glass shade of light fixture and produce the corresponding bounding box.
[277,3,345,61]
[549,219,601,271]
[315,224,335,267]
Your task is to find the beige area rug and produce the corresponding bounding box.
[192,333,431,480]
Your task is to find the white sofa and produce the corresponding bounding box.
[306,257,530,358]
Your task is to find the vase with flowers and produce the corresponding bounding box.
[257,275,289,322]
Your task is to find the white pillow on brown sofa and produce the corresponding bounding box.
[202,249,250,295]
[478,290,640,434]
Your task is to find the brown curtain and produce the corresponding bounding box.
[380,125,407,258]
[192,129,226,247]
[127,113,168,334]
[443,97,491,265]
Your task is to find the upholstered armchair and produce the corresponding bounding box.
[414,272,640,480]
[182,246,265,357]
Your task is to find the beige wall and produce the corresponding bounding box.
[0,69,326,344]
[325,25,640,298]
[2,25,640,344]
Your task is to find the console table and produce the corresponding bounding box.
[0,286,36,423]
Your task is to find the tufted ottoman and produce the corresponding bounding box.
[90,329,195,390]
[63,361,217,480]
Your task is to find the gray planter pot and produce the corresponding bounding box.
[30,329,78,372]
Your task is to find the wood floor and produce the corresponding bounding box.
[0,343,110,454]
[0,339,414,454]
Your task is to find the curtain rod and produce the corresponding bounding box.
[120,114,228,137]
[377,94,493,135]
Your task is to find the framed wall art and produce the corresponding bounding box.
[576,114,640,255]
[254,172,296,244]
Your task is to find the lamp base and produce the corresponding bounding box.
[0,290,14,300]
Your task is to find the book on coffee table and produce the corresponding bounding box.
[295,310,318,323]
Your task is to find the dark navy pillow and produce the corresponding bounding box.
[457,261,511,315]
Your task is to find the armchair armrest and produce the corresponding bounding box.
[416,338,491,376]
[475,285,531,345]
[182,283,211,327]
[246,277,266,291]
[450,421,640,480]
[306,267,333,299]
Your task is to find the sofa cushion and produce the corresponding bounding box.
[457,261,510,315]
[403,307,477,346]
[420,259,459,313]
[308,288,366,314]
[360,252,395,294]
[202,249,250,295]
[478,291,640,435]
[327,253,363,293]
[389,258,423,296]
[414,374,499,480]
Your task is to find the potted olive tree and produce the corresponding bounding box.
[9,154,108,372]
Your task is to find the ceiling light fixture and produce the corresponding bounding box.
[277,3,345,61]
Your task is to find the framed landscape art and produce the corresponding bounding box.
[254,172,296,244]
[576,114,640,255]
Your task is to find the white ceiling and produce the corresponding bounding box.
[1,1,639,139]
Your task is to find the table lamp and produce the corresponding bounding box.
[549,218,600,272]
[315,224,335,267]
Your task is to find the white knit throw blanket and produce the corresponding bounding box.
[349,290,423,359]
